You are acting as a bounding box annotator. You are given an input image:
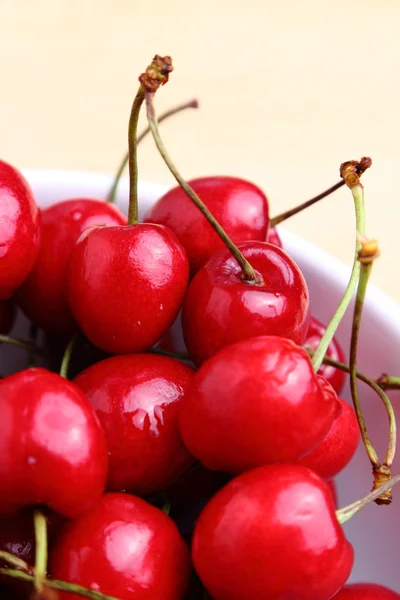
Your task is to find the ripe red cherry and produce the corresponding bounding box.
[0,160,40,299]
[298,377,360,479]
[67,223,189,354]
[182,241,310,366]
[51,492,191,600]
[16,198,126,336]
[179,336,338,473]
[332,583,400,598]
[192,464,353,600]
[145,176,269,275]
[0,368,108,518]
[73,353,194,496]
[0,299,16,334]
[267,226,282,247]
[306,316,346,394]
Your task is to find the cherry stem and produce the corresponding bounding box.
[0,550,32,573]
[149,346,191,361]
[33,510,48,592]
[336,471,400,524]
[60,333,80,379]
[0,334,48,360]
[376,374,400,390]
[127,85,146,225]
[307,350,396,467]
[270,180,345,227]
[0,568,120,599]
[107,98,199,204]
[145,92,262,285]
[311,183,365,372]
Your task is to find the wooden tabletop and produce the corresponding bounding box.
[2,0,399,301]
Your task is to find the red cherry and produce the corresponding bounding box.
[51,492,191,600]
[298,377,360,479]
[182,241,310,366]
[0,299,16,334]
[145,176,269,275]
[306,316,346,394]
[67,223,189,354]
[267,226,282,247]
[0,368,108,518]
[16,198,126,336]
[179,336,338,473]
[0,160,40,299]
[73,353,194,496]
[327,480,338,507]
[332,583,400,598]
[192,464,353,600]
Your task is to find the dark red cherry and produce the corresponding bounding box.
[299,377,360,479]
[192,464,353,600]
[67,223,189,354]
[0,368,108,518]
[51,492,191,600]
[267,226,282,247]
[182,241,310,366]
[179,336,338,473]
[306,316,346,394]
[16,198,126,336]
[145,176,269,275]
[0,160,40,299]
[332,583,400,598]
[73,353,194,496]
[0,298,16,334]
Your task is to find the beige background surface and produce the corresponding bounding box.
[1,1,399,301]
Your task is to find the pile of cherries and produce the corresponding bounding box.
[0,55,398,600]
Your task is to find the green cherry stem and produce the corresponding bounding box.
[33,510,48,592]
[0,334,48,360]
[107,98,199,204]
[59,332,80,379]
[127,85,145,225]
[270,180,345,227]
[0,568,120,600]
[375,374,400,390]
[0,550,32,573]
[336,471,400,524]
[144,91,262,285]
[311,162,370,372]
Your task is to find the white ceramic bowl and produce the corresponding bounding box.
[5,169,400,591]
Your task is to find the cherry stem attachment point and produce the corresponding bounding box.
[336,471,400,524]
[144,91,262,285]
[33,510,48,592]
[60,332,80,380]
[376,374,400,390]
[0,334,48,360]
[107,98,199,204]
[270,180,345,227]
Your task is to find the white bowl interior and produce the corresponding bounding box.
[4,168,400,590]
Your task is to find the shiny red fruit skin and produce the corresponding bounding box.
[192,464,353,600]
[0,368,108,518]
[67,223,189,354]
[145,176,269,275]
[306,316,346,394]
[73,353,194,496]
[51,493,191,600]
[0,160,41,299]
[299,377,360,479]
[179,336,338,473]
[16,198,126,336]
[182,241,310,366]
[267,226,282,247]
[0,299,16,334]
[332,583,400,598]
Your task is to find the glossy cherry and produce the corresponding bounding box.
[0,160,41,299]
[0,368,108,518]
[299,377,360,479]
[179,336,338,473]
[73,353,194,496]
[0,299,16,334]
[51,492,191,600]
[67,223,189,354]
[306,316,346,394]
[182,241,310,366]
[267,226,282,247]
[16,198,126,336]
[332,583,400,598]
[145,176,270,275]
[192,464,353,600]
